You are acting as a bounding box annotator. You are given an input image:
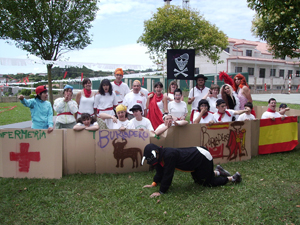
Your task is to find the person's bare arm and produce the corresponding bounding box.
[242,86,252,102]
[188,97,195,104]
[162,95,168,113]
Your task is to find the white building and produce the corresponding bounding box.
[195,38,300,92]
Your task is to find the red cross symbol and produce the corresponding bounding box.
[10,143,40,172]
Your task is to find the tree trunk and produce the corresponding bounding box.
[47,64,54,107]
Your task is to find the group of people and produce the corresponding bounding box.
[18,69,290,136]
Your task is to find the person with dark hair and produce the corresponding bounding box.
[154,113,188,137]
[73,113,99,131]
[53,85,78,129]
[164,80,183,103]
[141,143,242,198]
[18,85,53,133]
[75,78,97,119]
[237,102,256,121]
[201,84,220,113]
[112,104,130,130]
[94,79,118,129]
[127,105,153,131]
[261,98,287,120]
[146,81,167,129]
[111,68,130,105]
[220,84,240,111]
[168,88,188,121]
[193,99,214,124]
[188,74,210,123]
[279,103,290,117]
[213,99,250,122]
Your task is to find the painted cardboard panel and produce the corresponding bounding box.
[0,129,63,179]
[63,130,96,175]
[95,129,150,174]
[250,119,260,156]
[172,124,201,148]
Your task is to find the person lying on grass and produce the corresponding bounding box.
[141,143,242,198]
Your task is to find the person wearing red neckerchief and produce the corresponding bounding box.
[188,74,210,124]
[193,99,214,125]
[261,98,287,120]
[111,68,130,106]
[75,78,97,120]
[213,99,250,123]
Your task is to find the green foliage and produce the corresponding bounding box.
[247,0,300,58]
[138,5,228,64]
[19,89,32,96]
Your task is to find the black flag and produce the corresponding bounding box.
[167,49,195,80]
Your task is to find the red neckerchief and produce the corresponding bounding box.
[155,93,163,102]
[196,85,205,92]
[169,92,174,94]
[83,88,91,98]
[267,108,276,113]
[202,112,208,119]
[218,110,231,121]
[114,80,122,86]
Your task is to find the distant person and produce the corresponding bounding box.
[53,85,78,129]
[111,68,130,105]
[141,144,242,198]
[213,99,250,123]
[127,105,153,131]
[193,99,214,125]
[279,103,290,117]
[261,98,287,120]
[73,113,99,131]
[75,78,97,119]
[164,80,183,103]
[18,85,53,133]
[237,102,255,121]
[123,80,147,119]
[188,74,210,123]
[168,88,188,121]
[220,84,240,111]
[202,84,220,113]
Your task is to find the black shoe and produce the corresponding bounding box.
[216,165,231,177]
[232,172,242,183]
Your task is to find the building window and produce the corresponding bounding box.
[280,56,285,60]
[277,86,282,89]
[246,50,252,57]
[259,68,265,78]
[279,69,284,77]
[248,67,254,75]
[270,69,276,77]
[296,70,300,77]
[288,70,293,78]
[235,67,242,73]
[224,47,230,53]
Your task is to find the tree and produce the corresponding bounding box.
[247,0,300,58]
[137,5,228,64]
[0,0,99,105]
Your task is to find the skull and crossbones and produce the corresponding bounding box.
[174,53,189,77]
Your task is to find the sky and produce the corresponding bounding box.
[0,0,260,74]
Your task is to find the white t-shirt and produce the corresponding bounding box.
[123,92,147,114]
[76,121,98,127]
[237,113,255,121]
[188,86,210,110]
[168,101,188,119]
[193,111,215,123]
[111,81,130,104]
[112,119,130,129]
[206,96,218,113]
[127,117,154,131]
[261,111,282,119]
[94,92,118,112]
[213,109,235,122]
[78,92,95,116]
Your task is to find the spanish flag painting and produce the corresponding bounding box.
[259,116,298,154]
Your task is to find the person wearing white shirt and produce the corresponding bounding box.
[188,74,210,123]
[278,103,290,117]
[154,113,188,137]
[127,105,154,131]
[193,99,215,125]
[261,98,287,120]
[237,102,256,121]
[213,99,249,123]
[112,104,130,130]
[53,85,78,129]
[201,84,220,113]
[123,80,147,119]
[111,68,130,105]
[168,89,188,121]
[73,113,99,131]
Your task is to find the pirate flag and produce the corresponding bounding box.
[167,49,195,80]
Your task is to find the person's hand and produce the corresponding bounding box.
[119,126,126,131]
[148,93,154,99]
[270,116,275,121]
[167,119,172,127]
[47,127,54,133]
[139,128,145,131]
[180,116,185,120]
[208,120,214,126]
[18,95,24,100]
[285,107,290,112]
[150,192,161,198]
[281,115,286,121]
[111,116,117,123]
[140,92,145,97]
[143,184,154,188]
[190,97,195,102]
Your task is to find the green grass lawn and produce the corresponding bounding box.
[0,149,299,224]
